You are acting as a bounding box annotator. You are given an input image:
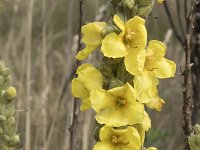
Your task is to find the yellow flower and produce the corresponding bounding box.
[146,147,158,150]
[146,96,165,111]
[144,40,176,78]
[157,0,164,3]
[134,111,151,146]
[76,22,107,60]
[102,15,147,75]
[93,125,141,150]
[91,83,144,127]
[72,63,103,111]
[133,40,176,103]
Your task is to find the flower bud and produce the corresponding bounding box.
[4,87,17,102]
[109,79,124,89]
[123,0,135,10]
[0,127,3,135]
[138,0,153,6]
[10,134,20,146]
[1,68,10,78]
[0,115,6,121]
[138,5,153,18]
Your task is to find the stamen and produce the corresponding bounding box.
[118,98,126,105]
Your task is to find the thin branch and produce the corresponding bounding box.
[69,0,85,150]
[185,0,188,23]
[164,1,184,46]
[182,1,197,150]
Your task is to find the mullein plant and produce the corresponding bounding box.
[0,61,20,149]
[72,0,176,149]
[189,124,200,150]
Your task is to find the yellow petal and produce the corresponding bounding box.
[76,63,92,74]
[99,126,141,150]
[71,78,89,98]
[82,22,107,46]
[80,97,91,111]
[134,70,159,103]
[125,17,147,48]
[147,147,158,150]
[118,127,141,150]
[134,125,146,146]
[125,48,146,75]
[76,45,97,60]
[147,40,166,57]
[146,97,165,111]
[90,89,116,113]
[107,86,124,98]
[152,58,176,78]
[101,33,127,58]
[113,15,125,33]
[134,112,151,146]
[77,22,107,60]
[95,125,141,150]
[125,16,145,29]
[124,83,136,103]
[95,103,144,127]
[157,0,164,3]
[93,142,115,150]
[78,65,103,91]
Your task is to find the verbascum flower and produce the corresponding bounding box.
[76,22,107,60]
[91,83,144,127]
[72,63,103,111]
[101,15,147,60]
[135,111,151,146]
[93,125,141,150]
[157,0,164,3]
[133,40,176,104]
[146,96,165,111]
[146,147,158,150]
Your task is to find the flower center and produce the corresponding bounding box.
[112,136,129,145]
[117,98,127,105]
[145,56,156,71]
[124,30,136,47]
[112,136,119,144]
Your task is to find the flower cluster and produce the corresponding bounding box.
[72,0,175,149]
[0,61,20,149]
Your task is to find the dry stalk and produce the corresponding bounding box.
[69,0,85,150]
[25,0,34,149]
[182,1,198,150]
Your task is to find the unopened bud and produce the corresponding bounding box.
[10,134,20,145]
[123,0,135,10]
[109,79,124,89]
[138,0,153,6]
[1,68,10,78]
[0,115,6,121]
[138,5,153,18]
[0,127,3,135]
[4,87,17,102]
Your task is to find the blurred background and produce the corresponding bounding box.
[0,0,196,149]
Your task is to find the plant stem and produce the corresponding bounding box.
[182,1,197,149]
[69,0,85,150]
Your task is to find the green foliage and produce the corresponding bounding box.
[189,124,200,150]
[0,61,19,149]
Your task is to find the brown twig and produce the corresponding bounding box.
[182,1,197,150]
[164,1,184,46]
[69,0,85,150]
